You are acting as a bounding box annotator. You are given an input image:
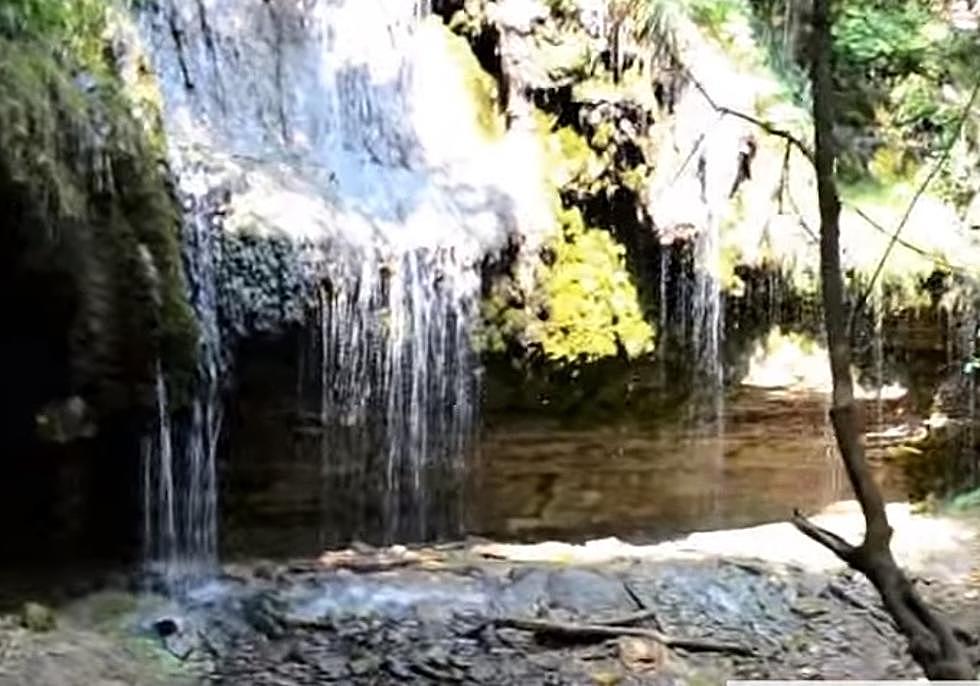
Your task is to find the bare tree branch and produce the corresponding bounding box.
[685,71,815,163]
[494,617,754,655]
[791,509,858,562]
[682,63,978,288]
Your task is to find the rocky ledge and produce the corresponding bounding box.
[5,506,980,685]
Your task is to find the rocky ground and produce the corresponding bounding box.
[4,503,980,685]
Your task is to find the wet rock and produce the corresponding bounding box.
[496,567,550,616]
[241,592,288,639]
[625,562,798,652]
[21,602,56,632]
[163,631,197,661]
[383,655,415,680]
[348,653,383,676]
[545,568,636,619]
[315,654,349,680]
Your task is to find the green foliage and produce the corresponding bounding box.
[832,1,939,78]
[688,0,746,34]
[439,19,504,140]
[0,38,197,414]
[529,207,655,362]
[534,108,602,188]
[949,487,980,512]
[479,206,655,364]
[746,0,979,207]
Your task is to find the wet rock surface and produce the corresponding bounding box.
[193,554,937,684]
[8,525,980,685]
[181,549,946,683]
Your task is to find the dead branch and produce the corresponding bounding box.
[621,580,666,632]
[791,509,858,562]
[594,608,662,627]
[494,617,754,656]
[685,71,814,163]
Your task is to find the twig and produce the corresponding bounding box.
[777,139,791,213]
[668,112,726,186]
[594,608,662,627]
[494,617,754,656]
[621,580,667,632]
[686,71,814,163]
[848,205,953,263]
[685,75,977,284]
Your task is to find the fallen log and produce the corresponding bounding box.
[494,617,754,656]
[594,608,661,627]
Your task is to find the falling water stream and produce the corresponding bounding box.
[314,250,480,541]
[141,167,224,585]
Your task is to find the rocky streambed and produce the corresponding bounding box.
[4,506,980,685]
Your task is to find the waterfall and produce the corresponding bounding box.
[646,29,744,423]
[135,0,540,564]
[314,249,479,542]
[691,211,724,426]
[141,166,223,585]
[142,367,176,568]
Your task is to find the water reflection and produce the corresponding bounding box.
[473,387,907,542]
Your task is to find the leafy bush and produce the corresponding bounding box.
[832,1,940,78]
[529,207,655,362]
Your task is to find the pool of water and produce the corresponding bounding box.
[471,386,909,542]
[218,385,910,558]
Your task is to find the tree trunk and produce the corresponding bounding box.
[795,0,975,678]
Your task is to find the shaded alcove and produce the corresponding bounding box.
[0,224,143,572]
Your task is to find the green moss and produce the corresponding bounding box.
[0,37,197,414]
[0,0,117,72]
[479,205,654,364]
[439,20,504,141]
[533,108,603,189]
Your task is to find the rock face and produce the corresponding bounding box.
[129,0,563,556]
[0,23,197,565]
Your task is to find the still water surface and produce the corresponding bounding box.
[473,386,907,542]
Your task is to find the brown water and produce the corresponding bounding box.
[219,382,913,558]
[472,386,909,543]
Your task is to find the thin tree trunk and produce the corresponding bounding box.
[795,0,975,678]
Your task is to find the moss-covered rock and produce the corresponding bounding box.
[439,18,505,140]
[20,602,57,632]
[0,36,197,418]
